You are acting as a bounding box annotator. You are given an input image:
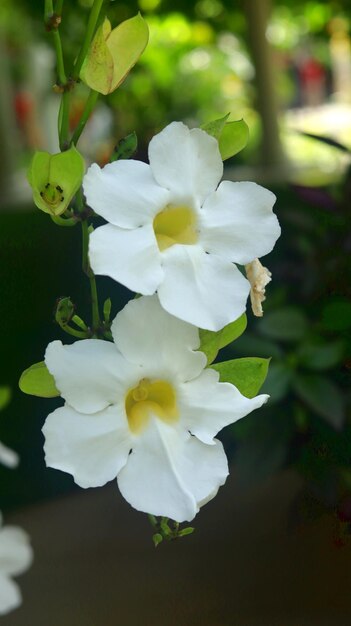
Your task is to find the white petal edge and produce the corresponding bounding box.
[178,368,269,444]
[117,419,228,522]
[111,295,206,382]
[0,574,21,615]
[0,526,33,576]
[83,160,170,228]
[199,181,281,264]
[89,223,163,295]
[157,245,251,331]
[45,339,138,414]
[149,122,223,207]
[43,404,132,489]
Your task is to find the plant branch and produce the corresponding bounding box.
[70,90,99,146]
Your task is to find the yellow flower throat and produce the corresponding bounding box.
[153,205,198,251]
[125,378,179,434]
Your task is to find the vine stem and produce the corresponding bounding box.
[70,90,99,146]
[72,0,105,81]
[76,190,100,332]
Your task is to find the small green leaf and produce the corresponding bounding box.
[19,362,59,398]
[260,363,292,402]
[258,307,308,342]
[178,527,195,537]
[199,314,247,364]
[111,132,138,161]
[81,14,149,95]
[298,340,344,371]
[211,357,270,398]
[292,374,345,429]
[218,119,249,160]
[201,113,230,140]
[103,298,112,323]
[152,533,163,547]
[0,386,11,411]
[28,147,85,216]
[55,297,75,327]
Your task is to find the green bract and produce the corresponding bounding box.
[19,362,59,398]
[28,147,85,216]
[202,115,249,160]
[199,313,247,365]
[211,357,270,399]
[80,14,149,95]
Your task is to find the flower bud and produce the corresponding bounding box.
[28,146,85,216]
[80,14,149,95]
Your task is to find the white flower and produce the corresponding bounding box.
[83,121,281,331]
[0,512,33,615]
[245,258,272,317]
[42,295,268,522]
[0,442,19,469]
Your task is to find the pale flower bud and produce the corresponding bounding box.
[245,258,272,317]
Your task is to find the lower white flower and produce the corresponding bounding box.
[83,121,281,331]
[0,512,33,615]
[43,296,268,522]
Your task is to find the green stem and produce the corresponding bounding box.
[57,322,90,339]
[72,0,105,81]
[55,0,64,16]
[50,214,77,227]
[70,90,99,146]
[81,220,100,331]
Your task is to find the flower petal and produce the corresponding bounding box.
[89,223,163,295]
[178,368,269,444]
[43,404,132,489]
[199,181,280,264]
[0,574,21,615]
[83,160,170,228]
[157,245,251,331]
[148,122,223,206]
[45,339,138,414]
[0,527,33,576]
[112,295,206,381]
[117,419,228,522]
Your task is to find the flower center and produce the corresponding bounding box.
[125,377,179,434]
[40,183,64,209]
[153,204,198,251]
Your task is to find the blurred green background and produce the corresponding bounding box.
[0,0,350,542]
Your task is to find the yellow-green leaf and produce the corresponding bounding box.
[0,386,11,411]
[19,362,59,398]
[28,147,85,216]
[199,314,247,364]
[218,119,249,160]
[80,14,149,95]
[211,357,270,398]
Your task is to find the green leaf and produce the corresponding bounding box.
[292,374,345,429]
[178,527,194,537]
[201,113,230,140]
[81,14,149,95]
[202,116,249,160]
[28,147,85,216]
[211,357,270,398]
[199,313,247,364]
[111,132,138,161]
[218,119,249,160]
[260,363,292,403]
[152,533,163,547]
[298,340,344,371]
[258,307,308,342]
[19,362,59,398]
[0,386,11,411]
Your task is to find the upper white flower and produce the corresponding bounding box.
[0,512,33,615]
[43,296,268,522]
[83,122,281,331]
